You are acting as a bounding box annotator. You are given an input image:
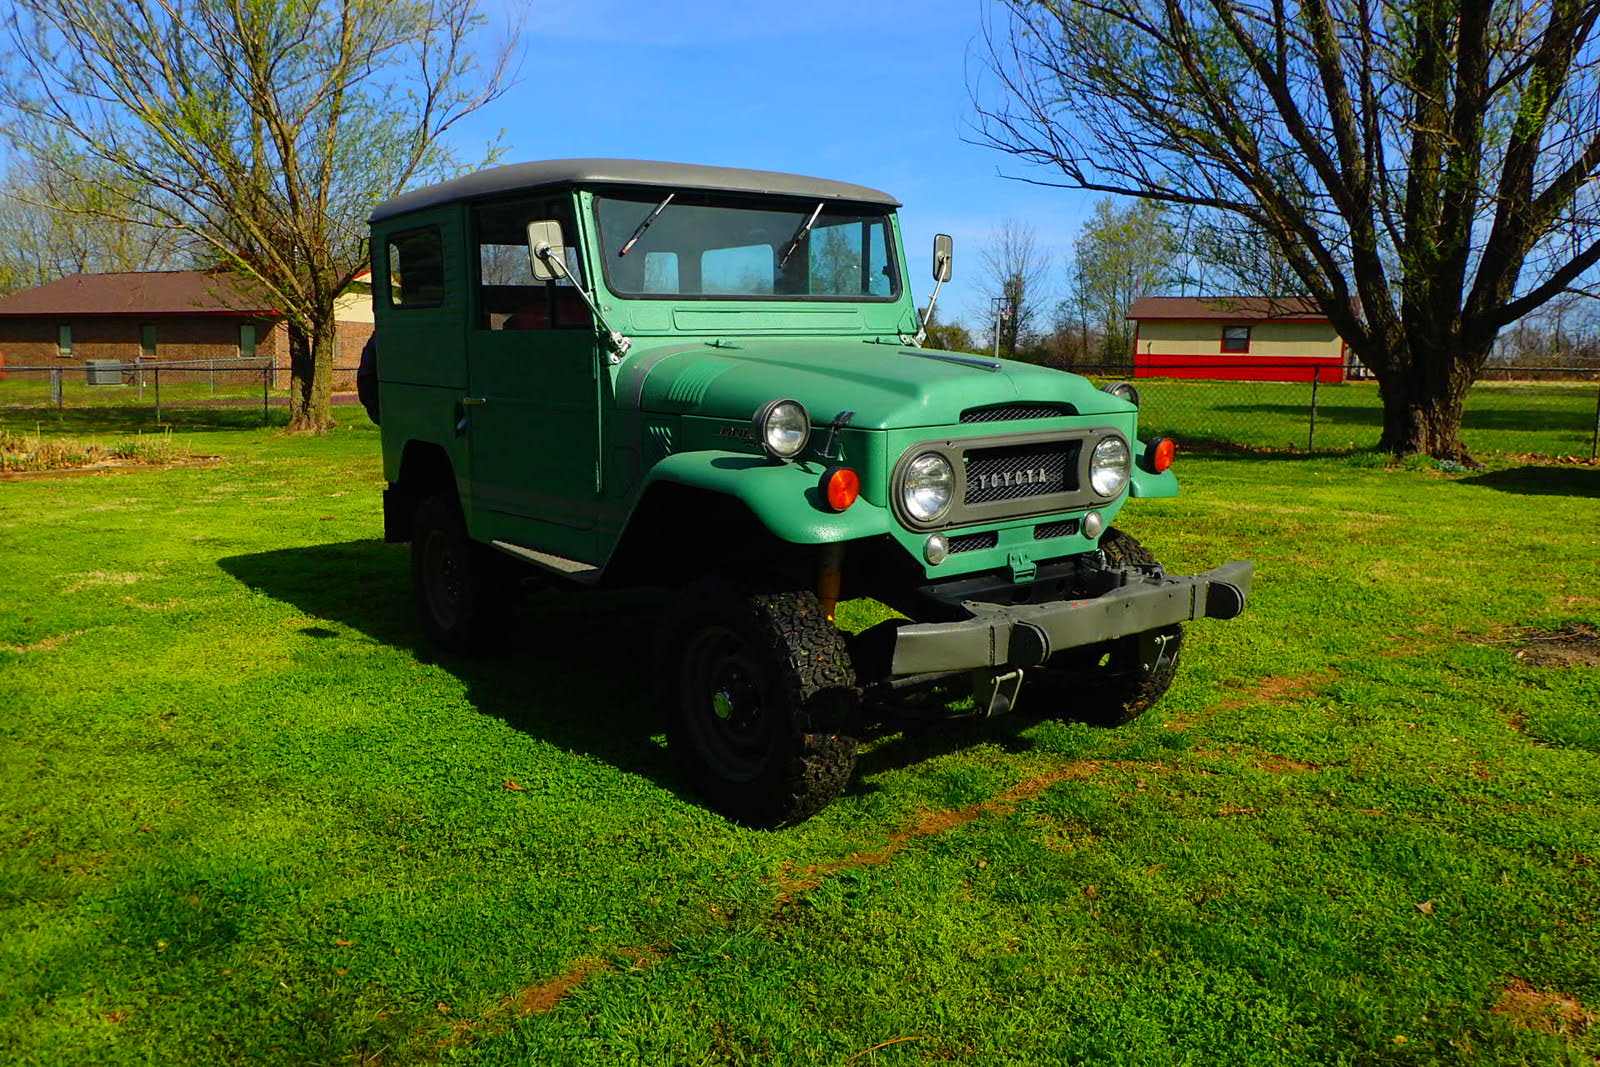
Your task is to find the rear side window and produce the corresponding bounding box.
[387,227,445,307]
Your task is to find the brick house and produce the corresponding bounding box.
[1126,296,1354,382]
[0,270,374,386]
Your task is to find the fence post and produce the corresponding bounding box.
[1308,369,1320,451]
[154,366,161,423]
[262,364,271,426]
[1591,380,1599,462]
[51,367,63,410]
[135,358,144,400]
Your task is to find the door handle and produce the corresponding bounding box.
[462,396,488,406]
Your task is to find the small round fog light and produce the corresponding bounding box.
[1082,510,1105,538]
[924,533,949,565]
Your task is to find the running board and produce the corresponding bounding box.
[490,540,603,585]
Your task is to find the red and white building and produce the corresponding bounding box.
[1127,296,1353,382]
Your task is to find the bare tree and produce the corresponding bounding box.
[974,0,1600,459]
[979,219,1049,360]
[0,159,185,293]
[3,0,511,431]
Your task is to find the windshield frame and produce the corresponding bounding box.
[587,187,903,304]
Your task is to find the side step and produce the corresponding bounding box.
[490,540,603,585]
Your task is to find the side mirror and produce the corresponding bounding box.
[932,233,953,283]
[526,220,568,282]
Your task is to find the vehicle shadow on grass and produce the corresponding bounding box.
[1459,465,1600,497]
[218,539,687,798]
[218,540,1054,815]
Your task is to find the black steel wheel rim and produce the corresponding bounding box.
[421,528,463,629]
[680,625,776,783]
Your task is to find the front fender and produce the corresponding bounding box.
[642,451,891,544]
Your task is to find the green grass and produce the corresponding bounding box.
[2,412,1599,1065]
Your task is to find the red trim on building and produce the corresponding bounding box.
[1133,352,1345,382]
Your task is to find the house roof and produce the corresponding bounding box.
[370,158,901,222]
[0,271,276,317]
[1127,296,1328,321]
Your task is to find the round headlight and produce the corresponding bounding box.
[902,451,955,523]
[1100,381,1141,406]
[1090,436,1131,497]
[754,399,810,460]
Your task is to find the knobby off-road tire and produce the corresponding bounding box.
[660,580,858,828]
[410,494,514,655]
[1028,527,1184,728]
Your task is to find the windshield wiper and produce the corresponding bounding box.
[617,193,674,256]
[777,202,825,268]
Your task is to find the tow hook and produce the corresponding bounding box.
[973,667,1025,717]
[818,543,844,622]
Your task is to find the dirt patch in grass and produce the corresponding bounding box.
[1514,624,1600,668]
[1212,671,1334,713]
[1,631,79,654]
[773,760,1102,899]
[1492,978,1596,1036]
[1254,755,1321,773]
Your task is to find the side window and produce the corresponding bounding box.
[386,227,445,307]
[57,324,73,356]
[1222,325,1251,353]
[473,198,589,331]
[239,323,257,357]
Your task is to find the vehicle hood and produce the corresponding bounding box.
[619,337,1129,429]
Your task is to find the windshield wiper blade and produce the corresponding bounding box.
[777,202,825,268]
[617,193,674,256]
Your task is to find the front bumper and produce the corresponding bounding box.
[889,560,1253,676]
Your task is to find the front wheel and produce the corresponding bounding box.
[1027,528,1183,727]
[660,581,858,828]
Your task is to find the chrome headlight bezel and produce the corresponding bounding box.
[753,398,811,461]
[1089,435,1132,497]
[900,450,955,525]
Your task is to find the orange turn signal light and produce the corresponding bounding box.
[1149,437,1176,473]
[823,467,860,511]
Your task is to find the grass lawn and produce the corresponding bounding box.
[2,410,1598,1065]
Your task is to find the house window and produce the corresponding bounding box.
[239,323,257,357]
[57,324,73,356]
[386,226,445,307]
[1222,325,1251,353]
[140,324,157,358]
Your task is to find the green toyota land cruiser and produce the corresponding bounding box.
[367,159,1252,826]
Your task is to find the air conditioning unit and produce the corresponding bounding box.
[85,360,124,385]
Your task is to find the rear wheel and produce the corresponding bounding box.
[410,494,513,654]
[660,581,858,827]
[1027,528,1183,727]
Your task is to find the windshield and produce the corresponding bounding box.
[593,191,899,301]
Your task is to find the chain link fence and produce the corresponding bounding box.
[1069,362,1600,460]
[3,355,1596,459]
[0,359,361,427]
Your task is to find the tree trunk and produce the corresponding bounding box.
[285,316,336,433]
[1374,342,1483,462]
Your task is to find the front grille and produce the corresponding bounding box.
[1034,519,1079,540]
[960,402,1075,424]
[964,441,1078,505]
[948,531,998,553]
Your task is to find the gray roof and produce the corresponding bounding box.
[370,158,901,222]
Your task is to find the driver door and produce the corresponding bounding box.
[463,195,601,563]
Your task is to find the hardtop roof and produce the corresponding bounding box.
[369,158,901,222]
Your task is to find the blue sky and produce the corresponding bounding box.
[461,0,1099,328]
